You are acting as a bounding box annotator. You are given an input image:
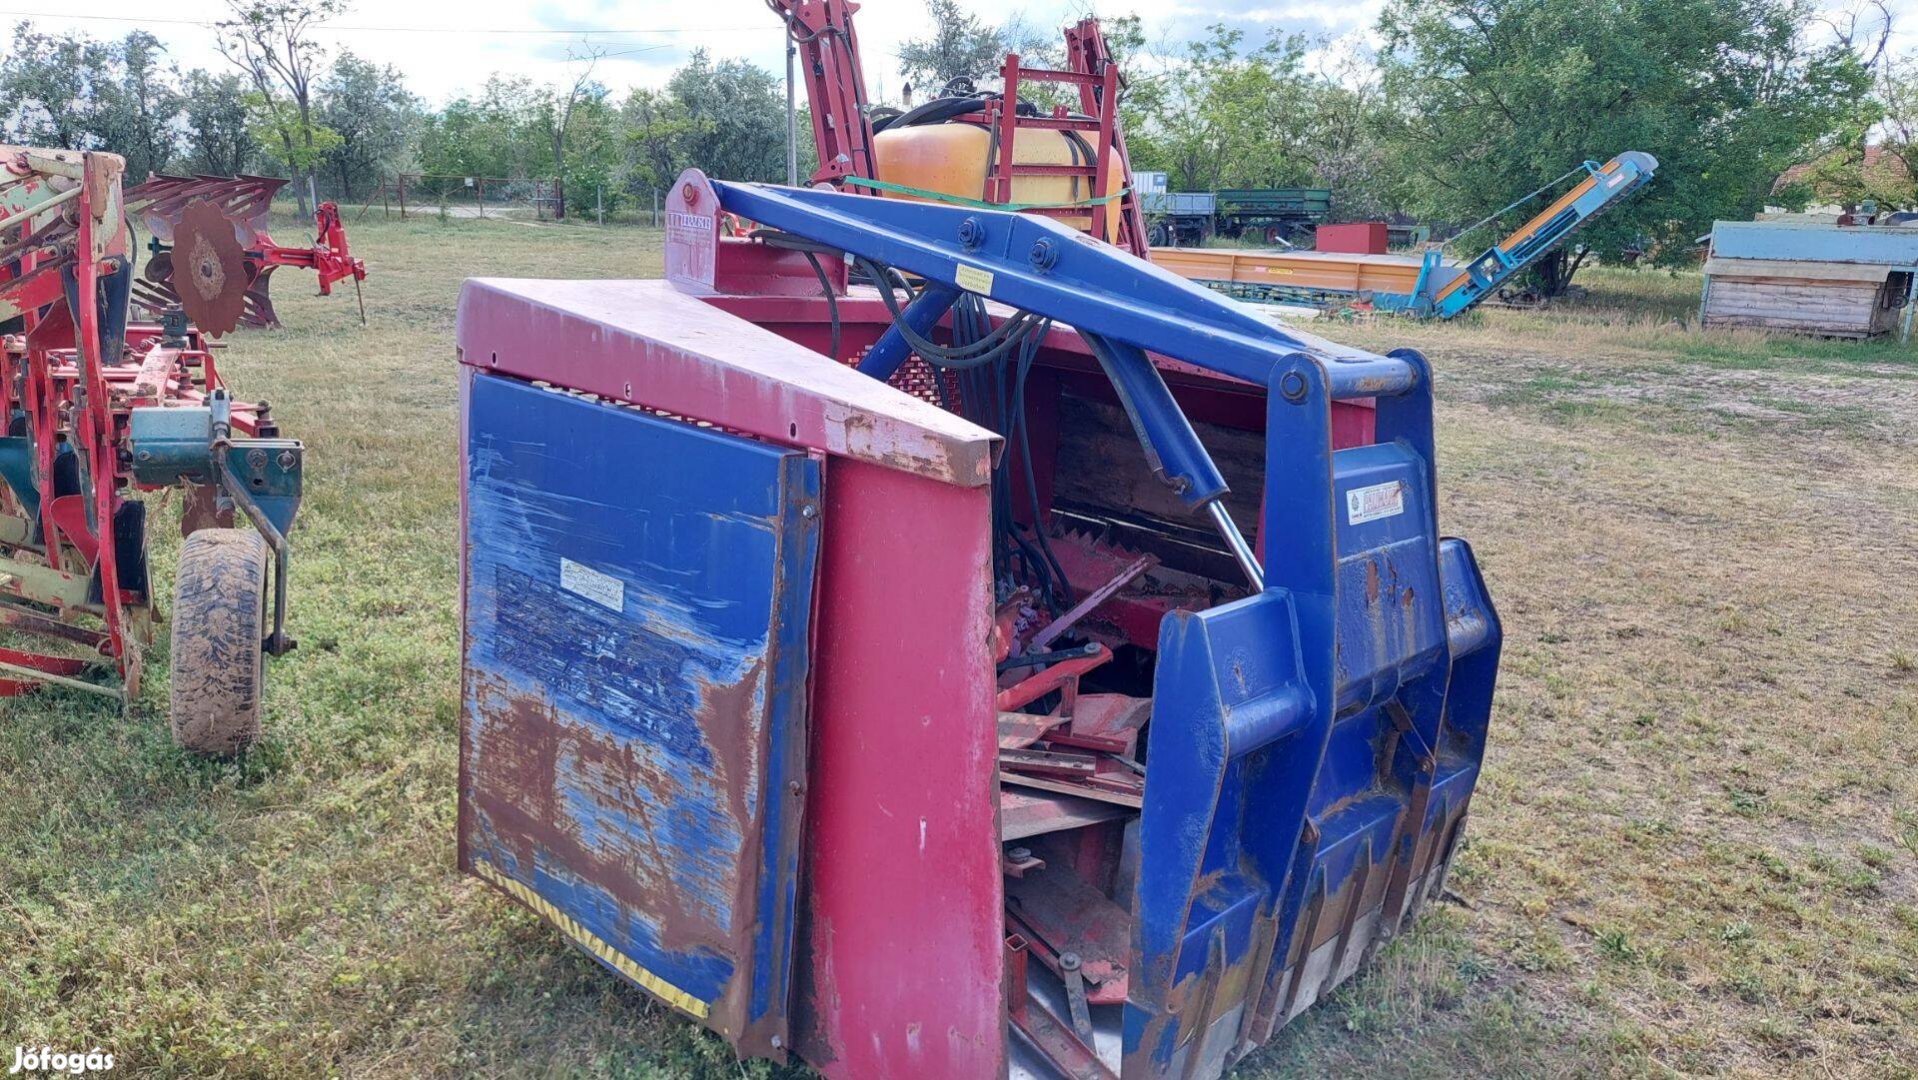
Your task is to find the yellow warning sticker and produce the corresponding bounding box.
[955,263,995,296]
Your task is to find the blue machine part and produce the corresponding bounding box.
[1126,350,1501,1076]
[1368,151,1659,318]
[1427,151,1658,318]
[460,372,821,1059]
[125,402,304,537]
[0,431,36,524]
[127,405,218,486]
[681,174,1503,1075]
[218,439,304,538]
[707,176,1414,399]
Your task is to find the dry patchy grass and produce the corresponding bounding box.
[3,220,1914,1078]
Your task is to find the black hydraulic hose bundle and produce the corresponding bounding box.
[751,229,843,361]
[745,234,1072,609]
[917,282,1070,613]
[855,256,1049,369]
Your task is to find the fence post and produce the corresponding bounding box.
[476,177,486,219]
[398,174,408,220]
[382,179,391,220]
[597,185,604,226]
[652,187,659,228]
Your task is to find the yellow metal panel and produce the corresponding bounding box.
[873,123,1122,241]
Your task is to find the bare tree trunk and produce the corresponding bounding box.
[1528,248,1591,299]
[294,99,315,217]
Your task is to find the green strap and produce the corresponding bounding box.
[844,175,1130,212]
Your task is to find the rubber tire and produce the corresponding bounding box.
[169,529,268,754]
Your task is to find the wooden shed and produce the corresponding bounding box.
[1701,221,1918,340]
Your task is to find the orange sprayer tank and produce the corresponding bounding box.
[871,122,1123,243]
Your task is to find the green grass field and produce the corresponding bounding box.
[3,214,1915,1077]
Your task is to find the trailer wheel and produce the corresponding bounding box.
[169,529,268,754]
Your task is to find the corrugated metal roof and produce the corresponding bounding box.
[1709,220,1918,267]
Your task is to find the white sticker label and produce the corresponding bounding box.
[1345,481,1405,525]
[560,558,625,613]
[954,263,995,296]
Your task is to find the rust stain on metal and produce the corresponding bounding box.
[466,672,753,959]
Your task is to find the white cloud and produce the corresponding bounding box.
[15,0,1912,104]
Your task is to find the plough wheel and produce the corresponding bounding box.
[169,529,268,754]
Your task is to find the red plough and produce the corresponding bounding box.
[127,173,368,334]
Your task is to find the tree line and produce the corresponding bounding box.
[0,2,804,220]
[0,0,1903,275]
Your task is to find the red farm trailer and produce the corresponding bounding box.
[455,169,1502,1078]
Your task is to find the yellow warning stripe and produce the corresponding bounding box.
[472,858,711,1019]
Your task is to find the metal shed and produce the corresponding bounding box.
[1702,221,1918,340]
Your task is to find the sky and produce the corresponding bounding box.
[0,0,1904,105]
[0,0,1398,104]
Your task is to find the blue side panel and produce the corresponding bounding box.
[459,373,820,1056]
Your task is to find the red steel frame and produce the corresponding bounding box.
[772,6,1150,257]
[257,200,366,298]
[775,0,879,186]
[986,25,1147,257]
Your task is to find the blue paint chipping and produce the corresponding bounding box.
[461,372,820,1052]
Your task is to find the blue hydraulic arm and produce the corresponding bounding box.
[699,170,1426,589]
[706,175,1415,398]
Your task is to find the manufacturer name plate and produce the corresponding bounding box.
[1345,481,1405,525]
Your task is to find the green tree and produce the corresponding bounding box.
[1135,25,1317,191]
[217,0,349,216]
[416,78,544,183]
[1870,56,1918,208]
[531,51,606,219]
[0,24,185,177]
[0,22,119,150]
[1301,43,1407,220]
[245,92,341,184]
[1379,0,1873,292]
[898,0,1005,95]
[1776,3,1901,211]
[664,51,787,184]
[317,51,419,200]
[181,69,258,175]
[620,86,696,200]
[92,31,181,179]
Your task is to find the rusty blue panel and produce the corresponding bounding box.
[459,372,820,1058]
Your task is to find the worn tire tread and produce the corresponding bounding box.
[169,529,267,754]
